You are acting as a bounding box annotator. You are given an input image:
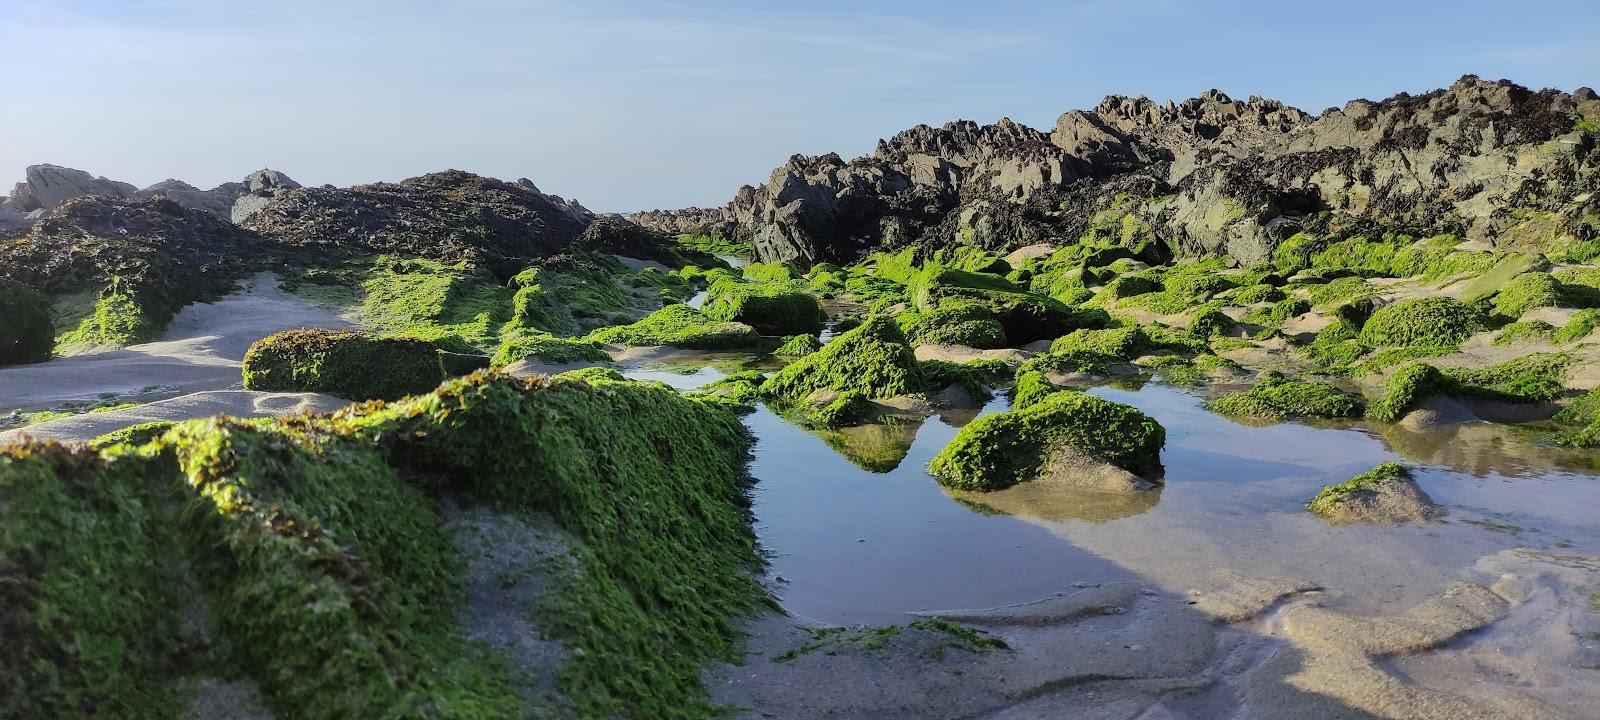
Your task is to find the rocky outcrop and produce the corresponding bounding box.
[572,215,678,264]
[0,164,303,223]
[240,170,590,276]
[679,76,1600,267]
[511,177,594,225]
[0,194,262,322]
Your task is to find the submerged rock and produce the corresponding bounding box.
[1307,462,1444,524]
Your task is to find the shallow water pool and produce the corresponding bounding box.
[622,360,1600,625]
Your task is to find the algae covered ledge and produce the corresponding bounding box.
[0,371,773,719]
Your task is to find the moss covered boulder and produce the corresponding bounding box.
[895,300,1008,349]
[491,332,609,367]
[0,278,53,365]
[1358,297,1480,348]
[773,333,823,358]
[1206,375,1362,420]
[930,390,1165,492]
[241,328,445,401]
[701,277,825,335]
[910,266,1101,345]
[761,316,922,400]
[1307,462,1443,524]
[586,304,759,349]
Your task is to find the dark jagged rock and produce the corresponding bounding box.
[573,215,681,264]
[0,194,262,322]
[241,170,591,276]
[674,76,1600,268]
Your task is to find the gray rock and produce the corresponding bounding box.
[232,169,301,224]
[243,169,301,195]
[5,164,138,214]
[137,178,237,218]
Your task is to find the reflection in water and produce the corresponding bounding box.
[1375,421,1600,478]
[741,403,1137,624]
[948,483,1162,523]
[810,415,923,473]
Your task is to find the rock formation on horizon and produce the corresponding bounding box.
[632,75,1600,267]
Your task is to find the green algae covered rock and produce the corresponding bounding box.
[701,277,825,335]
[1307,462,1443,524]
[1366,362,1452,422]
[0,278,52,365]
[490,332,609,367]
[1011,369,1062,411]
[894,300,1008,348]
[810,390,873,427]
[1488,272,1564,320]
[241,328,445,401]
[917,359,996,404]
[1206,375,1362,419]
[761,316,923,400]
[1358,297,1480,348]
[929,390,1165,492]
[0,371,769,720]
[773,333,823,358]
[910,266,1099,345]
[0,443,186,719]
[1366,354,1572,423]
[586,304,759,349]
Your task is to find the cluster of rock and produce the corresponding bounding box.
[632,76,1600,268]
[0,164,306,231]
[0,163,630,357]
[237,170,593,274]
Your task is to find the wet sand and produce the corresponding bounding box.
[0,274,357,440]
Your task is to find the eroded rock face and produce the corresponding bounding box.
[674,76,1600,267]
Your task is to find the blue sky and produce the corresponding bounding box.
[3,0,1596,211]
